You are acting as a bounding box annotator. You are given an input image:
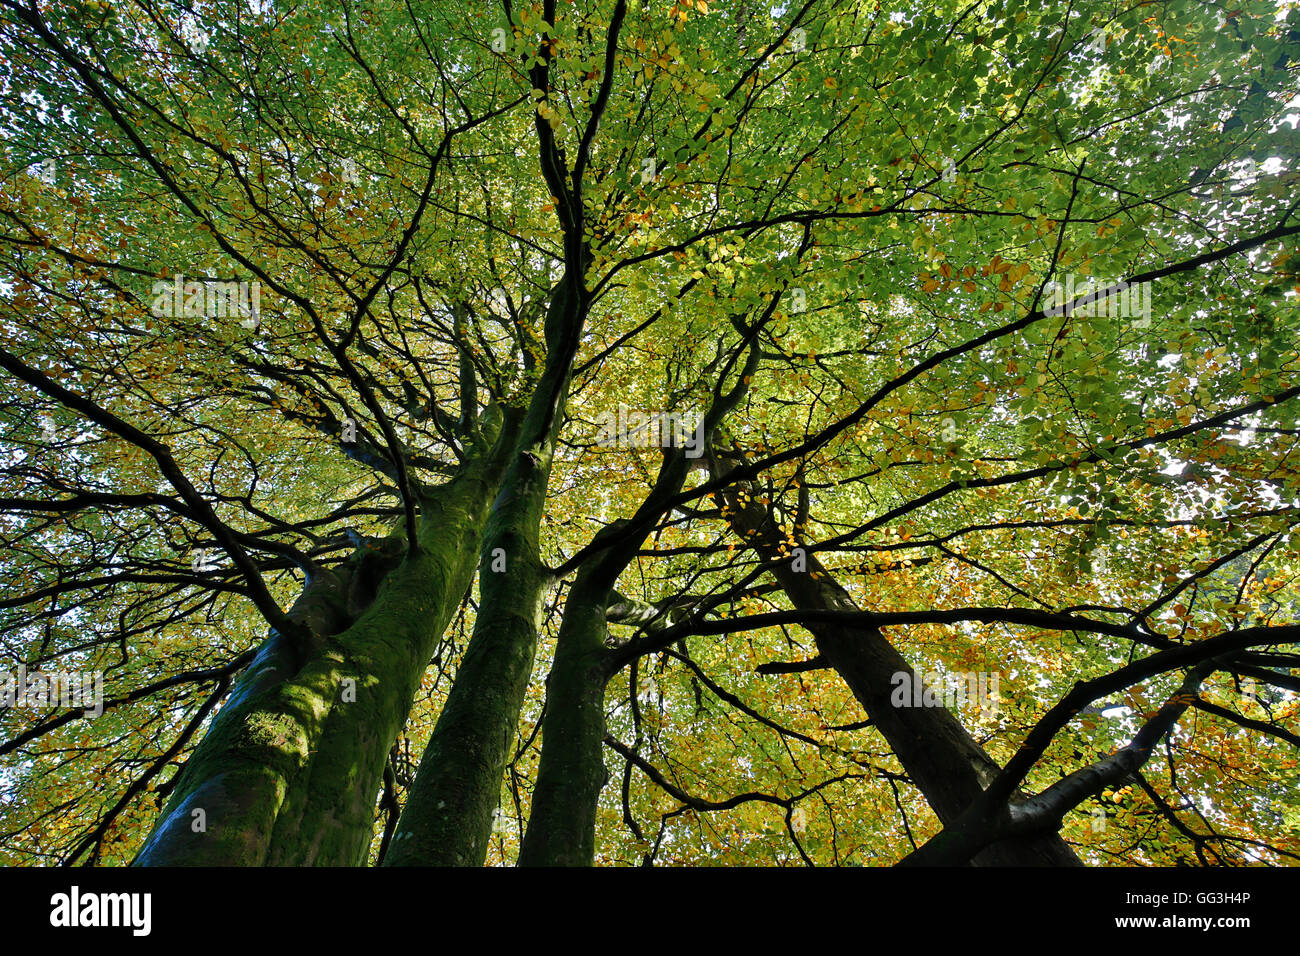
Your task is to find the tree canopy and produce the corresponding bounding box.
[1,0,1298,867]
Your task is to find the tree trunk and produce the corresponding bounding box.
[384,279,583,866]
[516,567,612,866]
[133,435,514,866]
[713,456,1081,866]
[515,348,758,866]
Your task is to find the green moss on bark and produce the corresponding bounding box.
[135,447,511,867]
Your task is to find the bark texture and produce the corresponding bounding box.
[384,278,583,866]
[134,436,512,866]
[516,555,615,866]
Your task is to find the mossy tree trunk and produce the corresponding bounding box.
[383,275,587,866]
[133,418,517,866]
[380,0,624,860]
[515,543,617,867]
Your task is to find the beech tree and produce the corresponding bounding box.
[1,0,1297,867]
